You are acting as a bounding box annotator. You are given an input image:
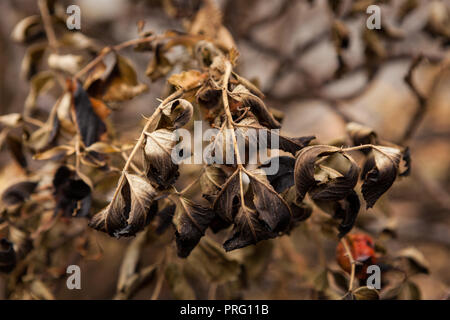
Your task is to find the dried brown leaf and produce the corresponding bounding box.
[173,197,215,258]
[361,146,402,208]
[1,181,38,206]
[89,173,157,237]
[144,128,179,188]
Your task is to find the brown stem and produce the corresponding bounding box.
[399,55,426,145]
[74,47,112,80]
[75,136,81,172]
[341,237,356,292]
[400,56,450,145]
[38,0,66,89]
[222,60,244,167]
[74,35,156,80]
[150,250,167,300]
[23,116,45,127]
[208,283,218,300]
[341,144,374,152]
[121,152,144,176]
[38,0,58,52]
[110,89,183,201]
[113,35,156,51]
[222,61,234,126]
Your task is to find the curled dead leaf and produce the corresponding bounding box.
[173,196,215,258]
[168,70,206,91]
[200,165,227,203]
[346,122,377,147]
[146,43,173,81]
[248,169,291,233]
[86,54,148,102]
[215,168,292,251]
[353,286,380,300]
[158,99,194,129]
[89,173,157,237]
[223,205,276,252]
[1,181,38,206]
[27,99,60,151]
[295,145,359,202]
[361,146,402,208]
[25,71,55,113]
[260,156,295,193]
[230,85,280,129]
[48,53,83,75]
[0,113,23,128]
[143,129,180,188]
[11,15,44,44]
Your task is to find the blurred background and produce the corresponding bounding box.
[0,0,449,299]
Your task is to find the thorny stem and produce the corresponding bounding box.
[216,59,256,225]
[341,237,356,293]
[221,60,252,217]
[110,89,183,202]
[221,60,244,168]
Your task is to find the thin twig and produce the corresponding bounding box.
[179,172,202,195]
[74,35,156,80]
[121,152,144,176]
[74,47,112,80]
[399,55,426,145]
[399,56,450,145]
[341,237,356,292]
[150,250,167,300]
[75,136,81,172]
[23,116,45,128]
[110,89,183,203]
[222,60,244,167]
[38,0,58,52]
[38,0,67,89]
[208,283,218,300]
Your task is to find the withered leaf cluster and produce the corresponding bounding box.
[0,0,414,294]
[87,43,409,258]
